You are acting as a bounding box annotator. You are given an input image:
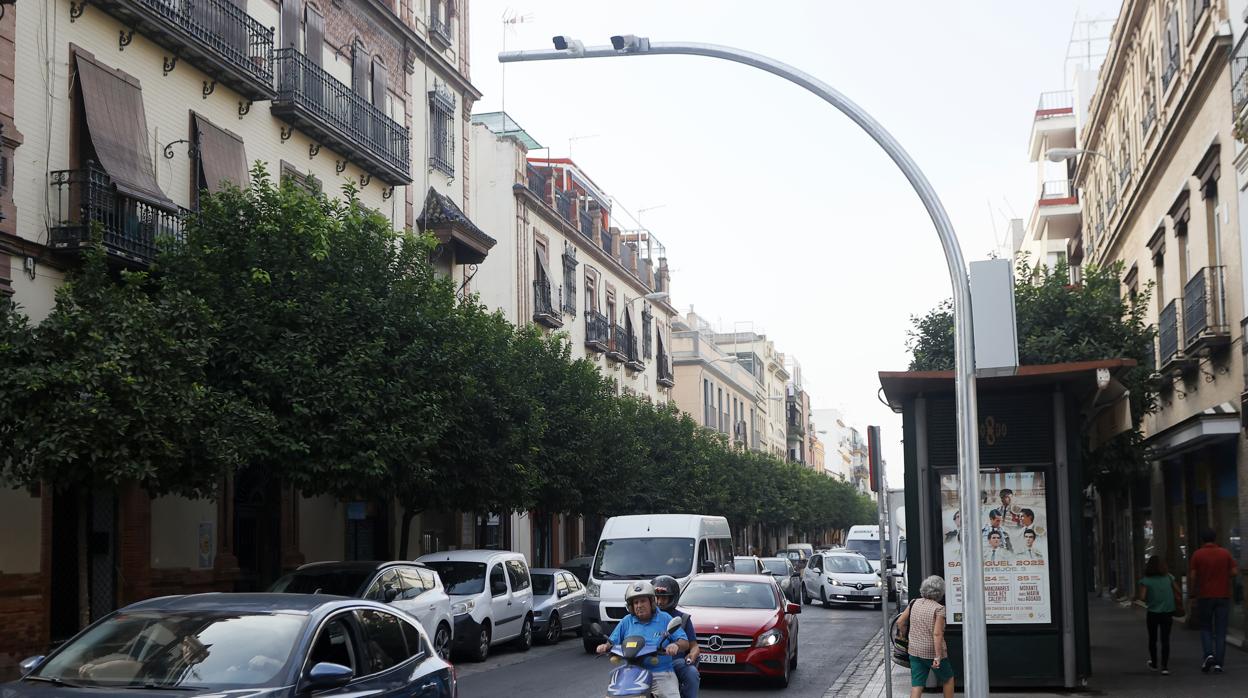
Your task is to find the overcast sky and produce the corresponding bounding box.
[468,0,1120,481]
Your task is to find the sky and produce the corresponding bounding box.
[468,0,1121,482]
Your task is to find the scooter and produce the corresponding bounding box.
[591,616,685,698]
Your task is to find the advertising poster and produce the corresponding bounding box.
[940,471,1050,624]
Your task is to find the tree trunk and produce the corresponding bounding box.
[398,507,418,559]
[77,489,90,629]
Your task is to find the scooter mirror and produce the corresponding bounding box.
[666,615,684,633]
[590,622,604,637]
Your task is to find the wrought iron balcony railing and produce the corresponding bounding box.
[607,323,628,362]
[624,331,643,371]
[585,311,609,352]
[48,164,187,266]
[1141,100,1157,134]
[430,12,453,46]
[272,48,411,186]
[94,0,275,101]
[656,352,675,387]
[526,165,548,201]
[1235,32,1248,114]
[556,191,576,224]
[580,211,594,237]
[1183,266,1229,350]
[533,279,562,328]
[1158,299,1181,366]
[1162,55,1179,91]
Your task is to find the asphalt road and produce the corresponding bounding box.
[455,599,884,698]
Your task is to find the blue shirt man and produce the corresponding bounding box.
[609,609,689,674]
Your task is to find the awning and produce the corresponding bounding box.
[1145,402,1239,460]
[416,187,496,265]
[74,52,170,206]
[194,114,250,194]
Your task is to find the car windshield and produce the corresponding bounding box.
[825,556,874,574]
[761,559,789,575]
[680,581,777,610]
[423,561,487,595]
[268,568,370,597]
[32,611,304,689]
[731,558,758,573]
[779,550,803,561]
[845,539,887,561]
[592,538,695,579]
[532,574,554,596]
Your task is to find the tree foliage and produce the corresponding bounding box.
[905,258,1158,490]
[0,169,876,552]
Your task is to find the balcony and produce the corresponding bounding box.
[1157,299,1194,374]
[656,353,675,387]
[1162,56,1178,92]
[93,0,275,101]
[271,49,411,186]
[556,191,576,224]
[624,333,644,373]
[786,404,805,438]
[580,211,594,238]
[606,324,627,363]
[429,12,452,47]
[1031,179,1081,241]
[1141,100,1157,135]
[1040,180,1076,202]
[1235,32,1248,115]
[48,165,187,267]
[533,279,562,329]
[1035,90,1073,118]
[1183,266,1230,354]
[526,165,548,201]
[585,311,609,353]
[1028,90,1076,160]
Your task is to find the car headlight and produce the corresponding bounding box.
[586,580,601,598]
[826,578,840,587]
[875,581,883,588]
[755,629,783,648]
[451,600,475,616]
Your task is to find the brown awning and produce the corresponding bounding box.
[194,114,249,194]
[74,52,169,206]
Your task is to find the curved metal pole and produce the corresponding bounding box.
[500,40,987,695]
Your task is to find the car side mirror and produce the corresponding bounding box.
[383,585,400,603]
[810,567,821,575]
[18,656,45,676]
[898,546,908,564]
[700,560,716,573]
[307,662,354,691]
[786,602,801,615]
[558,589,569,598]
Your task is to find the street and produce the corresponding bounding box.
[456,601,883,697]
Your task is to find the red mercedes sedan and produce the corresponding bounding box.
[678,573,801,687]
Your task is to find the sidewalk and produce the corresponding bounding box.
[841,595,1248,696]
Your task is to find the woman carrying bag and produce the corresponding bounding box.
[1136,555,1182,675]
[895,575,954,698]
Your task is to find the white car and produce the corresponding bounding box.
[801,551,883,608]
[268,560,455,660]
[419,549,536,661]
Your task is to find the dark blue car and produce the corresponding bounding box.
[3,593,455,697]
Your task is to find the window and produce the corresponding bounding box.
[562,245,578,315]
[1163,9,1179,89]
[309,615,358,673]
[281,160,320,195]
[397,567,429,600]
[505,560,531,591]
[418,567,439,591]
[642,305,653,358]
[401,620,424,659]
[430,0,453,46]
[1187,0,1207,42]
[554,574,569,595]
[365,569,402,602]
[356,609,412,674]
[429,83,455,176]
[489,564,508,597]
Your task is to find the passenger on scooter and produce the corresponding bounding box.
[596,581,689,698]
[653,575,700,698]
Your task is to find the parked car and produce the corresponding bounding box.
[776,546,812,573]
[761,556,803,604]
[732,555,767,574]
[529,568,587,644]
[677,573,801,688]
[8,593,455,696]
[269,560,454,661]
[418,550,535,662]
[561,555,594,584]
[801,551,883,608]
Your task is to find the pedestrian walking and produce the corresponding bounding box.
[895,575,954,698]
[1188,528,1239,674]
[1136,555,1180,675]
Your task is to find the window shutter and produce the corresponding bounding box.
[305,5,324,66]
[352,42,369,97]
[281,0,303,51]
[371,59,388,108]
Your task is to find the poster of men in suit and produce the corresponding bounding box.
[940,470,1051,624]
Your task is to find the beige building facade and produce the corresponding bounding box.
[671,311,760,448]
[1069,0,1246,636]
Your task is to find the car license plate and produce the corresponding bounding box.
[699,653,736,665]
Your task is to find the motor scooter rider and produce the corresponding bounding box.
[653,575,699,698]
[596,581,688,698]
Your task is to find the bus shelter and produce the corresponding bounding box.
[879,359,1134,689]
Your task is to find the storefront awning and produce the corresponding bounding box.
[1145,402,1239,460]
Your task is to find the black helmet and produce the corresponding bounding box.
[651,575,681,609]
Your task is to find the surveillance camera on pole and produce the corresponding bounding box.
[551,35,585,57]
[610,34,650,53]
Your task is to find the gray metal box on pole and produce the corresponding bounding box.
[969,259,1019,377]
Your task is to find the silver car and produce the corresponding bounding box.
[801,551,883,608]
[530,568,587,644]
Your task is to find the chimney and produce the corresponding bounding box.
[657,257,671,294]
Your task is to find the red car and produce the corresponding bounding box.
[677,573,801,687]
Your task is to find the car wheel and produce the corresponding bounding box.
[802,583,812,605]
[789,638,799,669]
[470,623,491,662]
[544,613,562,644]
[820,587,829,607]
[514,615,534,651]
[434,622,452,661]
[773,643,792,688]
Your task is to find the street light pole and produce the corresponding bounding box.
[501,36,989,695]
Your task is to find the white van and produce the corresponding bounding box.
[418,550,535,662]
[844,524,899,599]
[580,514,733,653]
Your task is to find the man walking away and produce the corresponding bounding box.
[1188,529,1239,673]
